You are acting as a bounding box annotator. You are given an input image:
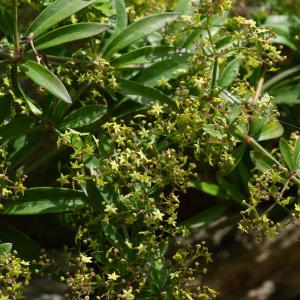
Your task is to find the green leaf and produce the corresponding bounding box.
[250,150,274,172]
[0,243,12,255]
[175,0,194,14]
[0,116,35,141]
[11,65,43,116]
[110,45,178,67]
[218,59,240,88]
[103,13,179,58]
[218,177,246,205]
[118,79,175,108]
[112,100,145,118]
[59,104,107,130]
[265,15,298,51]
[258,120,284,141]
[273,34,297,51]
[293,137,300,173]
[251,117,265,139]
[181,28,202,49]
[183,205,228,229]
[271,85,300,105]
[0,4,13,39]
[191,181,227,199]
[263,65,300,92]
[134,54,189,87]
[112,0,127,32]
[0,221,41,259]
[237,161,251,190]
[216,36,233,50]
[227,106,242,124]
[83,180,104,213]
[279,138,293,171]
[9,131,45,168]
[0,188,87,215]
[151,259,168,289]
[20,60,72,104]
[222,143,247,175]
[181,15,226,49]
[35,23,110,50]
[101,222,123,246]
[25,0,96,37]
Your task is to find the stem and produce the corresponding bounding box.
[206,17,218,95]
[245,134,282,167]
[206,17,215,51]
[279,178,291,199]
[12,0,19,49]
[211,58,218,91]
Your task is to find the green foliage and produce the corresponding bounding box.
[1,0,300,299]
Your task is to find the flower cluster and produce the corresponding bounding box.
[0,145,26,208]
[0,251,31,299]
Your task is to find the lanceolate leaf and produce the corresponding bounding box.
[112,0,127,32]
[110,46,179,67]
[279,138,293,171]
[0,188,87,215]
[191,181,227,199]
[11,65,43,116]
[103,13,179,58]
[258,120,284,141]
[263,65,300,92]
[20,60,72,104]
[59,104,107,130]
[83,180,104,213]
[0,4,13,39]
[112,100,145,118]
[25,0,96,37]
[250,150,274,172]
[118,79,175,107]
[183,205,228,229]
[218,59,240,88]
[134,54,189,87]
[293,137,300,172]
[0,221,41,259]
[35,23,110,50]
[218,177,246,205]
[265,15,298,51]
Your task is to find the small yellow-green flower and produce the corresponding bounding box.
[107,272,120,281]
[104,204,118,215]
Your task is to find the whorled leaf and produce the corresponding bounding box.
[0,187,87,215]
[59,104,107,130]
[25,0,96,37]
[279,138,293,171]
[35,23,110,50]
[20,60,72,104]
[102,13,179,58]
